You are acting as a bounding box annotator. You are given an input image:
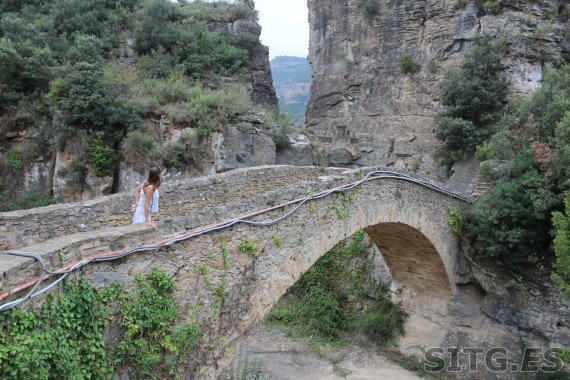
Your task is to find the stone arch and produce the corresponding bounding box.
[364,222,452,299]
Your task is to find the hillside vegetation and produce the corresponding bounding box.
[0,0,280,210]
[435,34,570,287]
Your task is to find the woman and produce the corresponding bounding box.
[132,166,161,228]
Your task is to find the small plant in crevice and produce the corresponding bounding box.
[221,239,231,269]
[238,235,259,257]
[505,279,526,293]
[399,54,420,75]
[329,204,347,219]
[306,188,316,213]
[447,207,462,235]
[271,235,283,247]
[195,253,214,287]
[6,148,23,170]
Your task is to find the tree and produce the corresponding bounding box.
[133,0,182,54]
[552,191,570,298]
[464,65,570,271]
[436,34,509,166]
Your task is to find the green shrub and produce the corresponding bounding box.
[399,55,420,74]
[0,269,205,379]
[183,0,258,23]
[6,148,23,169]
[447,207,462,235]
[464,66,570,272]
[0,280,112,379]
[165,129,205,170]
[347,295,406,343]
[137,48,174,79]
[4,191,61,212]
[435,34,508,166]
[126,129,162,164]
[482,0,502,14]
[552,191,570,298]
[464,159,558,269]
[266,107,293,148]
[267,231,407,346]
[304,286,345,339]
[187,84,252,138]
[133,0,182,54]
[87,139,118,177]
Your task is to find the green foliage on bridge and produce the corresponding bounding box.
[266,230,407,346]
[0,269,208,379]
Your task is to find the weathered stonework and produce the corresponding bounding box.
[2,165,568,378]
[305,0,568,181]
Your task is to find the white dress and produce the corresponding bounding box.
[132,187,160,224]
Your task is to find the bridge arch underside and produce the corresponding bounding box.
[365,222,452,300]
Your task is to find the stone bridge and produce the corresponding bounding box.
[1,165,469,370]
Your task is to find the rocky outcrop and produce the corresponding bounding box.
[232,19,279,109]
[305,0,568,183]
[212,127,276,172]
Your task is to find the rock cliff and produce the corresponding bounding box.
[305,0,568,182]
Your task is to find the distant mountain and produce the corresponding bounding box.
[270,56,312,125]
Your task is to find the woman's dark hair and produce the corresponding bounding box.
[145,166,162,188]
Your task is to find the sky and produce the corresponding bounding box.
[254,0,309,59]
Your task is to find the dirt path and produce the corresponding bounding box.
[235,324,422,380]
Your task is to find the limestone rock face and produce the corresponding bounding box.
[305,0,568,183]
[212,127,276,172]
[275,133,314,166]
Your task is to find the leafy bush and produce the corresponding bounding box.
[183,0,258,23]
[0,269,205,379]
[552,191,570,298]
[267,231,407,346]
[3,191,61,212]
[463,65,570,271]
[87,139,118,177]
[435,34,509,168]
[0,280,112,379]
[347,291,406,342]
[165,129,204,170]
[6,148,23,170]
[465,156,559,268]
[126,129,163,164]
[186,84,252,137]
[137,48,174,79]
[474,0,503,15]
[447,207,462,235]
[133,0,182,54]
[265,107,293,148]
[399,55,420,74]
